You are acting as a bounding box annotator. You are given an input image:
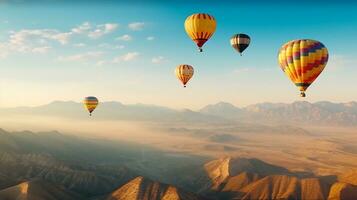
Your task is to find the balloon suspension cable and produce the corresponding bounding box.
[300,91,306,97]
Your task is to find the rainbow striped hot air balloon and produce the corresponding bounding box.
[83,96,99,116]
[278,39,328,97]
[175,64,194,87]
[184,13,216,52]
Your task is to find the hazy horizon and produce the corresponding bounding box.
[0,99,357,110]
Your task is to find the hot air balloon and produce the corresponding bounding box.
[175,64,194,87]
[230,34,250,55]
[83,96,99,116]
[184,13,216,52]
[278,39,328,97]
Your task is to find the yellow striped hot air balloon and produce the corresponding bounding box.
[184,13,216,52]
[175,64,194,87]
[278,39,328,97]
[83,96,99,116]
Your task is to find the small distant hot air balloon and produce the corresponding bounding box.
[230,34,251,56]
[83,96,99,116]
[175,64,194,87]
[184,13,216,52]
[278,39,328,97]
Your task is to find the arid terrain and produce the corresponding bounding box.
[0,101,356,199]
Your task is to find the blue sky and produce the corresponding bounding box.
[0,1,356,108]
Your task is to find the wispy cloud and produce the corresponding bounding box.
[71,22,119,39]
[88,23,118,39]
[146,36,155,41]
[57,51,103,62]
[9,29,72,45]
[114,45,125,49]
[73,43,86,47]
[71,22,91,34]
[116,34,132,41]
[328,55,356,71]
[0,21,119,59]
[31,46,51,53]
[151,56,165,64]
[113,52,139,63]
[0,29,72,58]
[128,22,145,31]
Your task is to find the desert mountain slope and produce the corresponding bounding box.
[102,176,206,200]
[203,157,290,190]
[201,157,357,200]
[328,182,357,200]
[338,171,357,185]
[0,179,84,200]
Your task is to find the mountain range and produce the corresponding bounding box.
[1,100,357,126]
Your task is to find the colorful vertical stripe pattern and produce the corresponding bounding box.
[278,39,328,97]
[230,34,250,55]
[184,13,216,52]
[175,64,194,87]
[83,96,99,116]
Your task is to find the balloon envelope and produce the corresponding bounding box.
[184,13,216,52]
[278,39,328,97]
[230,34,250,55]
[175,64,194,87]
[83,96,99,116]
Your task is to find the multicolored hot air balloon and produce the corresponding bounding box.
[278,39,328,97]
[230,34,250,55]
[175,64,194,87]
[184,13,216,52]
[83,96,99,116]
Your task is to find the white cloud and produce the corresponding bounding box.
[57,51,103,62]
[73,43,86,47]
[146,36,155,41]
[128,22,145,31]
[113,52,139,63]
[0,29,72,58]
[9,29,72,46]
[98,43,125,50]
[96,60,108,66]
[0,21,119,59]
[116,34,132,41]
[71,22,118,39]
[71,22,91,34]
[151,56,165,64]
[31,46,51,53]
[88,23,118,39]
[114,45,125,49]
